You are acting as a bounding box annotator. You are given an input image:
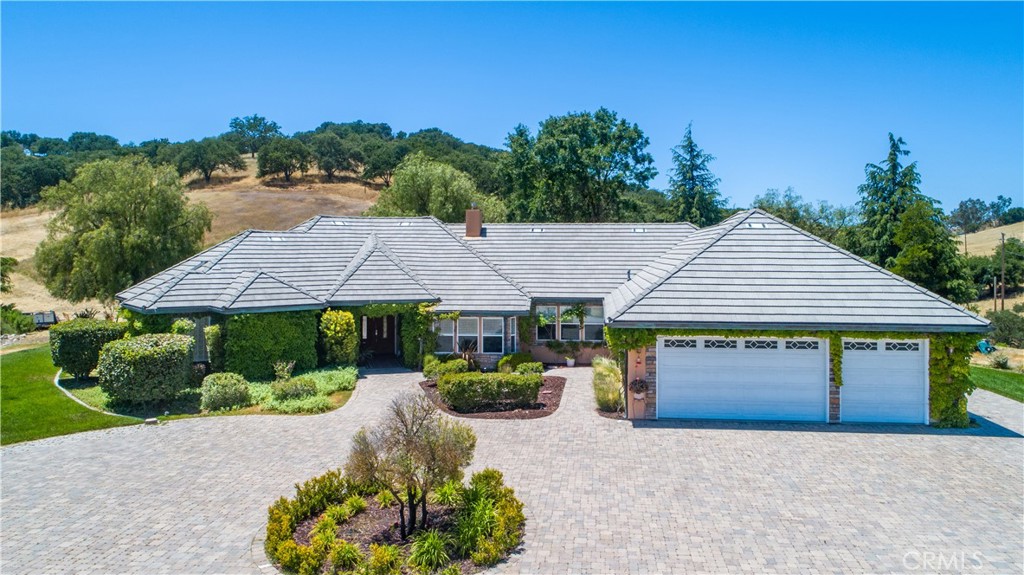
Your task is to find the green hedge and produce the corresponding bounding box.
[204,323,225,372]
[97,333,194,404]
[424,357,468,379]
[320,309,358,365]
[200,372,251,411]
[225,311,317,381]
[497,352,533,373]
[514,362,544,375]
[119,309,176,336]
[49,318,128,380]
[437,372,542,412]
[170,318,195,336]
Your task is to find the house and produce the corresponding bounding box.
[118,208,988,425]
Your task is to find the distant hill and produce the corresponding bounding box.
[959,222,1024,256]
[0,158,378,317]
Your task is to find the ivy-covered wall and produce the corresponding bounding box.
[225,311,319,380]
[605,327,977,428]
[342,303,440,369]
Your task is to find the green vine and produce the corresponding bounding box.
[342,303,439,369]
[517,313,538,347]
[605,326,976,428]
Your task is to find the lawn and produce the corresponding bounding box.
[0,346,138,445]
[971,366,1024,403]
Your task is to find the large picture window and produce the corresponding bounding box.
[457,317,479,353]
[435,319,455,353]
[482,318,504,354]
[584,305,604,341]
[536,306,557,341]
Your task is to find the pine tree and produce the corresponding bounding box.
[668,123,724,227]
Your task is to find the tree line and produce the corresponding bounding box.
[2,110,1021,309]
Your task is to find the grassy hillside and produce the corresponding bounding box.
[959,222,1024,257]
[0,158,379,316]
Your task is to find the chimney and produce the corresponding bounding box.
[465,205,482,239]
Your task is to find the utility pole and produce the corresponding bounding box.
[1000,233,1007,311]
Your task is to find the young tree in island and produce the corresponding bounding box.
[257,137,311,182]
[310,131,357,180]
[35,157,211,302]
[497,108,657,222]
[228,114,282,157]
[890,201,974,303]
[345,394,476,539]
[368,152,507,222]
[176,137,245,183]
[856,133,934,267]
[668,123,725,227]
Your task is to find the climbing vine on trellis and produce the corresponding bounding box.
[605,326,976,428]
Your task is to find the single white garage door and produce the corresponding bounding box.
[657,337,829,421]
[841,340,929,424]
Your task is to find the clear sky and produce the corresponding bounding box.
[2,2,1021,209]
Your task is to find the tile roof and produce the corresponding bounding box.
[603,210,990,333]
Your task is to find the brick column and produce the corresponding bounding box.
[644,344,657,419]
[828,363,840,423]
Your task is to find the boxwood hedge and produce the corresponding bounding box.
[49,318,129,380]
[98,333,194,404]
[437,372,542,412]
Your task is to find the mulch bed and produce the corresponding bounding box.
[295,502,482,574]
[419,375,566,419]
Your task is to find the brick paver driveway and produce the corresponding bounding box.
[2,367,1022,574]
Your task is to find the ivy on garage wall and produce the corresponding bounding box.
[605,327,977,428]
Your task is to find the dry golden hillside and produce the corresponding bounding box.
[0,158,379,316]
[959,221,1024,257]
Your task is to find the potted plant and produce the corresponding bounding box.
[629,377,649,400]
[565,355,576,367]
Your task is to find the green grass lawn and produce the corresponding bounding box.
[971,366,1024,403]
[0,346,138,445]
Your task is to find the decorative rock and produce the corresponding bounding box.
[144,418,159,425]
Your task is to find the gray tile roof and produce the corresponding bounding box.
[604,210,990,333]
[118,217,529,315]
[448,222,698,301]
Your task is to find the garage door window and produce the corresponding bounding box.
[885,342,920,352]
[745,339,777,350]
[786,341,819,350]
[705,339,737,349]
[664,338,696,348]
[844,341,876,351]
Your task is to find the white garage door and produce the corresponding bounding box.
[841,340,929,424]
[657,337,829,421]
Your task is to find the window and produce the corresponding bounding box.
[664,338,696,348]
[536,306,556,341]
[844,341,877,351]
[559,308,580,341]
[745,339,777,350]
[885,341,920,352]
[583,305,604,341]
[481,318,504,354]
[785,340,819,350]
[457,317,479,353]
[509,317,518,352]
[435,319,454,354]
[705,339,737,349]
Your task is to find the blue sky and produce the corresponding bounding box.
[2,2,1021,209]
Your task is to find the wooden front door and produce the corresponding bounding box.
[363,315,396,356]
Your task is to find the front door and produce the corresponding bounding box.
[363,315,396,356]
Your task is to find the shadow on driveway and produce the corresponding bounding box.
[630,415,1022,438]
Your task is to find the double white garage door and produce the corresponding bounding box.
[657,337,928,423]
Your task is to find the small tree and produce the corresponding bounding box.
[310,132,357,181]
[257,138,311,182]
[320,309,358,365]
[176,137,245,183]
[345,394,476,539]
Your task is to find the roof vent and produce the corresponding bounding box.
[331,220,348,226]
[631,227,646,233]
[530,228,544,233]
[398,222,412,227]
[269,236,287,242]
[746,223,767,229]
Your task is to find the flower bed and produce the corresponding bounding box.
[420,375,566,420]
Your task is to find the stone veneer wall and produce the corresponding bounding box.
[643,343,841,422]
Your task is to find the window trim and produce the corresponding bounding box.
[535,305,558,342]
[434,319,455,354]
[509,317,518,352]
[582,304,604,342]
[481,317,504,355]
[456,317,480,354]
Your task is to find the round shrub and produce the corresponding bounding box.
[50,318,129,380]
[435,358,468,377]
[437,372,542,412]
[423,355,441,378]
[204,323,225,372]
[272,376,317,401]
[514,362,544,375]
[97,333,194,404]
[200,372,252,411]
[170,318,196,336]
[496,352,533,373]
[320,309,358,365]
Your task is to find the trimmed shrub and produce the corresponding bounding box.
[320,309,358,365]
[514,362,544,375]
[120,308,175,336]
[200,372,252,411]
[496,352,533,373]
[436,358,468,377]
[437,372,542,412]
[50,318,129,380]
[170,318,196,336]
[204,323,225,372]
[265,469,355,561]
[225,311,317,381]
[97,333,193,404]
[423,354,441,378]
[272,376,317,400]
[592,356,623,412]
